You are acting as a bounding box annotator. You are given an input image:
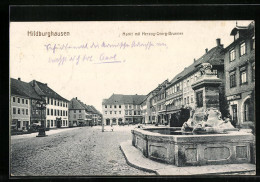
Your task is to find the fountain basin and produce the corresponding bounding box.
[132,127,255,167]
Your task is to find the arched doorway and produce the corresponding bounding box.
[118,118,123,125]
[112,118,117,125]
[106,118,110,125]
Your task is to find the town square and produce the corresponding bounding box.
[10,20,255,176]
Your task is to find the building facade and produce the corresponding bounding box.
[10,78,45,130]
[69,98,102,127]
[141,38,226,127]
[102,94,146,125]
[30,80,69,128]
[69,97,92,126]
[224,22,255,128]
[10,93,30,131]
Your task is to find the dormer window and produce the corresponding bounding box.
[234,31,239,40]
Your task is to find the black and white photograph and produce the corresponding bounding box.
[9,20,255,176]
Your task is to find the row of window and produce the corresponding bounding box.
[47,97,68,107]
[104,105,140,109]
[12,97,28,105]
[229,63,255,88]
[13,107,29,115]
[73,114,93,119]
[184,95,194,105]
[166,82,182,96]
[105,110,141,115]
[46,120,68,127]
[47,108,68,116]
[229,38,254,62]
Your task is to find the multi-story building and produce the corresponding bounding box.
[153,80,170,125]
[140,39,226,127]
[165,75,183,126]
[10,78,31,130]
[88,105,102,125]
[102,94,146,125]
[69,97,92,126]
[30,80,69,128]
[69,98,102,127]
[140,80,170,125]
[11,78,47,130]
[224,22,255,128]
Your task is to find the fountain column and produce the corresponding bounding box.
[191,63,222,110]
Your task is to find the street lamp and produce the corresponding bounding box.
[102,115,104,132]
[36,100,47,137]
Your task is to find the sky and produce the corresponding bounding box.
[10,21,252,111]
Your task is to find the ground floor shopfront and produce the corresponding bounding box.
[69,119,93,127]
[142,107,190,127]
[46,116,69,128]
[11,119,30,131]
[227,90,255,129]
[103,116,142,125]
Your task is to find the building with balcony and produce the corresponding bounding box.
[224,22,255,128]
[30,80,69,128]
[102,94,146,125]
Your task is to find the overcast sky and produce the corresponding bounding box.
[10,21,252,111]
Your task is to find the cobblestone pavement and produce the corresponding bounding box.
[11,126,155,176]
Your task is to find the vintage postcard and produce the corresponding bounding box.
[10,21,255,176]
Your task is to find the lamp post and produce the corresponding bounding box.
[101,115,104,132]
[36,100,47,137]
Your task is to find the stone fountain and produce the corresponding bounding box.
[132,63,255,166]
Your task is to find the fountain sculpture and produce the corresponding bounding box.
[132,63,254,166]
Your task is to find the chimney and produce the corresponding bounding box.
[205,48,208,53]
[31,80,36,87]
[45,83,48,86]
[76,97,77,100]
[194,58,196,62]
[216,38,221,46]
[18,77,21,81]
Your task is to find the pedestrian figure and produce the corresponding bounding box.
[111,123,114,132]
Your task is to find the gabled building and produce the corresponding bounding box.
[89,105,102,125]
[69,97,89,126]
[223,22,255,128]
[30,80,69,128]
[10,78,36,130]
[68,98,102,127]
[102,94,146,125]
[148,80,170,125]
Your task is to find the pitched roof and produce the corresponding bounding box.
[103,94,146,105]
[89,105,102,115]
[68,98,86,110]
[30,80,69,102]
[69,98,102,115]
[10,78,42,100]
[168,45,224,87]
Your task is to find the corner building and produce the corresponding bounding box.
[224,22,255,128]
[30,80,69,128]
[102,94,146,125]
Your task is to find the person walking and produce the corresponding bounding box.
[111,123,114,132]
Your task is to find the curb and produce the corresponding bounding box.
[119,145,158,175]
[120,141,256,176]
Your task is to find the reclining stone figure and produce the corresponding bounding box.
[181,107,235,134]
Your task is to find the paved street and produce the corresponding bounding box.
[11,126,155,176]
